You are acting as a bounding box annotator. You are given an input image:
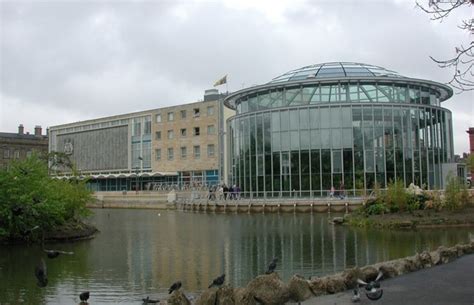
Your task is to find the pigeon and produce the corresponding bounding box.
[34,258,48,287]
[351,288,361,303]
[208,273,225,288]
[168,281,182,294]
[142,296,160,304]
[79,291,90,302]
[355,271,384,301]
[265,257,278,274]
[44,249,74,259]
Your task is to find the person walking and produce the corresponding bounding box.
[339,182,345,199]
[223,184,229,200]
[329,186,335,198]
[218,185,224,200]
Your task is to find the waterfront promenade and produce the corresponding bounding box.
[303,254,474,305]
[89,190,365,212]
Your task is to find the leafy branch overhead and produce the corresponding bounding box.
[416,0,474,92]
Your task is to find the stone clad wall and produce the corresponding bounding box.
[56,126,128,171]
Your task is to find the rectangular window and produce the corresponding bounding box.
[207,125,216,135]
[155,114,162,123]
[155,149,161,161]
[180,128,187,137]
[207,106,215,116]
[180,110,187,119]
[193,108,200,117]
[194,145,201,159]
[167,148,174,160]
[181,146,187,159]
[193,127,200,136]
[14,151,20,159]
[3,150,10,159]
[144,117,151,135]
[155,131,161,140]
[26,150,32,158]
[168,112,174,121]
[207,144,215,157]
[133,121,141,136]
[167,130,174,139]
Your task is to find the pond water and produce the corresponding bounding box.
[1,209,473,304]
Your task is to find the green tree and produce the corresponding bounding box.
[0,155,92,242]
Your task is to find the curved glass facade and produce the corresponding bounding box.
[226,63,454,196]
[235,82,443,114]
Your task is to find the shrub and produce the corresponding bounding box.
[444,175,469,211]
[385,179,408,212]
[365,202,389,215]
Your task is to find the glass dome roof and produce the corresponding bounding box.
[270,62,403,83]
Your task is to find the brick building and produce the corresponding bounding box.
[467,127,474,178]
[0,125,49,169]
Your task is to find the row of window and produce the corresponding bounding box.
[155,105,215,123]
[155,125,216,140]
[2,149,33,159]
[155,144,216,161]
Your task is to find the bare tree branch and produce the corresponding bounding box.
[417,0,474,92]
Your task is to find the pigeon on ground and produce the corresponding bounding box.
[351,288,361,302]
[208,274,225,288]
[356,271,384,301]
[168,281,182,294]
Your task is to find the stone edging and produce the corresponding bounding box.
[161,241,474,305]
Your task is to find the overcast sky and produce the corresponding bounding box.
[1,0,472,154]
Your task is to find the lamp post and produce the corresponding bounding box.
[136,156,143,193]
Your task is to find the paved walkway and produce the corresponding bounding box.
[302,254,474,305]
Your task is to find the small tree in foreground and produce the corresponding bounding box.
[0,155,92,242]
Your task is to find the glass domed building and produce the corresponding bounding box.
[224,62,454,197]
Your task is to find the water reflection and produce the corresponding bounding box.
[0,209,472,304]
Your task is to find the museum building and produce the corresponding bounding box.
[224,62,454,197]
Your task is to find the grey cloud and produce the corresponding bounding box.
[1,0,472,153]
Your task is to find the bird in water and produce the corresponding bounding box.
[43,249,74,259]
[265,257,278,274]
[34,258,48,287]
[208,273,225,288]
[79,291,90,303]
[142,296,160,304]
[168,281,182,294]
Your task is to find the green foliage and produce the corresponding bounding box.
[444,175,470,211]
[365,202,389,215]
[385,179,408,212]
[0,155,92,242]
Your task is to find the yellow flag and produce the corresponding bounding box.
[213,75,227,87]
